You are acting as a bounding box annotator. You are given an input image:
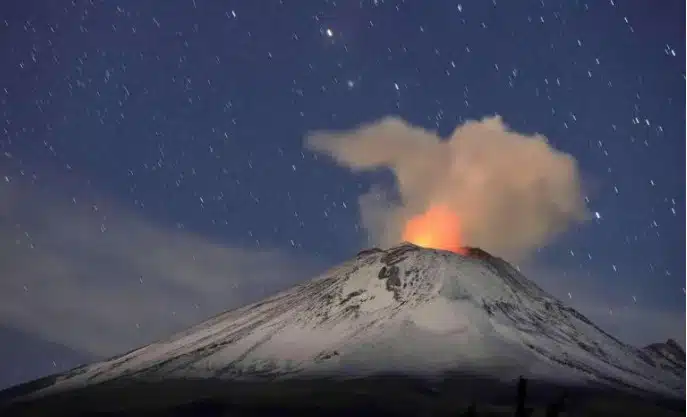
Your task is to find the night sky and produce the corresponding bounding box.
[0,0,684,389]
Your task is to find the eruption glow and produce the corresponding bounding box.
[401,204,465,254]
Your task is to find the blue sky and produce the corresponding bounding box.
[0,0,684,388]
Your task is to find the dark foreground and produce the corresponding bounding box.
[0,373,683,417]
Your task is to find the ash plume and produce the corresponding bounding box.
[306,115,589,261]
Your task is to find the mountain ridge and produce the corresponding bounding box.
[3,243,684,406]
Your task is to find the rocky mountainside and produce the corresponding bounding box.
[643,339,686,377]
[20,243,686,400]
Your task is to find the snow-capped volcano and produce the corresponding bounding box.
[31,243,684,399]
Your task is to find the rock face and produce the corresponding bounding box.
[642,339,686,378]
[24,244,685,400]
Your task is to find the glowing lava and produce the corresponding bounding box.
[401,204,465,254]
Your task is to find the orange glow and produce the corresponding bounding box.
[402,204,465,254]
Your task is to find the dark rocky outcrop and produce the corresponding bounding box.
[643,339,686,377]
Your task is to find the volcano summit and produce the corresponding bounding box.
[1,244,684,416]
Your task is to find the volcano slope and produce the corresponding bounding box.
[1,244,684,416]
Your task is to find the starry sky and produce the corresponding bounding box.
[0,0,684,389]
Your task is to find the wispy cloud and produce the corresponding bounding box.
[522,264,685,348]
[0,180,323,357]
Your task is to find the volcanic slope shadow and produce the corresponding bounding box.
[1,244,684,417]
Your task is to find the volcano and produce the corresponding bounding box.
[1,244,684,416]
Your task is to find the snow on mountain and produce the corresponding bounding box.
[32,243,684,399]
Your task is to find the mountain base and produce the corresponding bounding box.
[1,373,683,417]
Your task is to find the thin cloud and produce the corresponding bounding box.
[0,181,322,357]
[522,265,686,348]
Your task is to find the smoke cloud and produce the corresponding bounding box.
[306,115,588,261]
